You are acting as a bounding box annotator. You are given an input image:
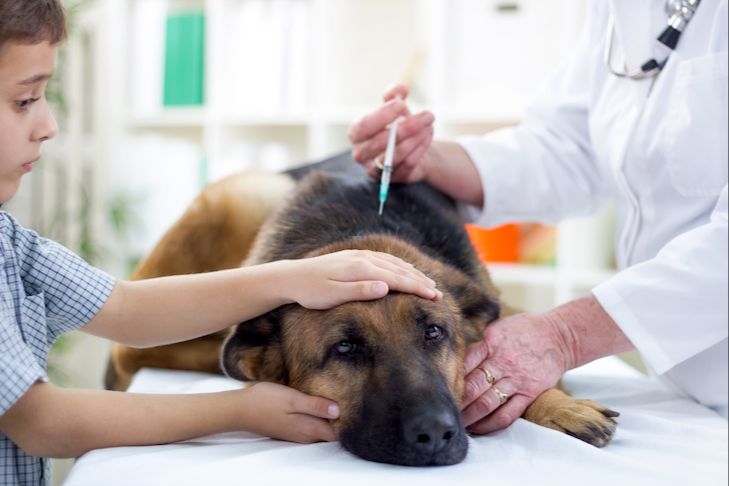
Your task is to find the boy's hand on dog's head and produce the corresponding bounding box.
[237,382,340,443]
[281,249,442,310]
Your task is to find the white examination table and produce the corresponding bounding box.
[65,357,727,486]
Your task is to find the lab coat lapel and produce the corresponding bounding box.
[609,0,661,71]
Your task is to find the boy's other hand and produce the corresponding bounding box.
[238,382,340,443]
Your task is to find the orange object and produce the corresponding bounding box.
[465,223,519,263]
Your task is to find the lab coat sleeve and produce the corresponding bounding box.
[592,185,729,374]
[457,0,611,227]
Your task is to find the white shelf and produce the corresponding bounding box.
[130,109,206,128]
[222,115,311,127]
[118,0,588,166]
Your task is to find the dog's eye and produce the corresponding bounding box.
[335,340,358,355]
[424,325,444,342]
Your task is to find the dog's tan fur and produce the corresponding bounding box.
[108,171,295,391]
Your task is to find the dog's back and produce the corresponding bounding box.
[246,171,487,285]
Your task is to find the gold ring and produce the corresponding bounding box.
[492,386,509,405]
[479,366,496,385]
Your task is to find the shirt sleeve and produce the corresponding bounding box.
[6,215,116,342]
[592,185,728,374]
[0,317,47,415]
[457,0,611,227]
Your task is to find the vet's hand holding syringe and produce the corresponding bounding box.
[349,85,484,208]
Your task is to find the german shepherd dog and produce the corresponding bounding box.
[107,155,618,466]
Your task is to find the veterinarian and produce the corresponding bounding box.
[350,0,728,433]
[0,2,445,484]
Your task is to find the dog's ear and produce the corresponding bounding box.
[440,270,501,344]
[221,308,287,384]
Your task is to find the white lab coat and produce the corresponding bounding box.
[459,0,728,417]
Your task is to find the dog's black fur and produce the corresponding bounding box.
[256,173,482,279]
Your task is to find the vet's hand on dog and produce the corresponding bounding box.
[349,84,435,182]
[281,249,442,310]
[460,312,568,435]
[238,382,340,443]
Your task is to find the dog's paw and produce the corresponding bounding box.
[548,399,619,448]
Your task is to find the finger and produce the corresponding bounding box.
[292,391,340,420]
[466,394,532,436]
[355,257,442,300]
[335,278,438,303]
[391,129,434,182]
[353,111,430,167]
[365,160,382,179]
[379,273,441,301]
[392,127,433,171]
[364,251,435,285]
[384,84,409,102]
[359,249,415,269]
[463,340,490,375]
[349,98,408,146]
[332,252,440,300]
[354,110,433,171]
[352,129,391,165]
[291,416,338,443]
[460,364,502,410]
[396,111,435,142]
[311,420,338,442]
[342,251,436,290]
[461,379,516,427]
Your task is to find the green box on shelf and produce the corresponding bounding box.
[163,11,205,106]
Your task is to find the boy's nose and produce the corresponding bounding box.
[32,99,59,143]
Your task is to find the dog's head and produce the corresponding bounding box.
[221,237,500,466]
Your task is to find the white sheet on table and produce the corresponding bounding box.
[65,358,728,486]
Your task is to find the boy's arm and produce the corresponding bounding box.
[83,250,440,348]
[0,380,340,458]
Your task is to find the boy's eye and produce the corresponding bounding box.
[15,97,40,110]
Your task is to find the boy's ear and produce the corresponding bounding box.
[221,308,287,384]
[440,269,501,344]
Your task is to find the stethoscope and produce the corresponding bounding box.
[604,0,701,79]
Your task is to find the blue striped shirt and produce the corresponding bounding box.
[0,211,115,486]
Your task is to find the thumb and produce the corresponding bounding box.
[335,281,389,303]
[294,392,341,420]
[366,281,389,299]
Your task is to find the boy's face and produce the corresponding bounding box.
[0,41,58,203]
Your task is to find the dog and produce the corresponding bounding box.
[107,156,618,466]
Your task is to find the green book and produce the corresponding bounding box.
[163,11,205,106]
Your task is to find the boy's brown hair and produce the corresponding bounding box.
[0,0,67,52]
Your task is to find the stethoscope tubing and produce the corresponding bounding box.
[604,0,700,80]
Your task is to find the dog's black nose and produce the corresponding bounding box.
[402,408,458,457]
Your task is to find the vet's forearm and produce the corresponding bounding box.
[424,141,484,208]
[0,381,248,458]
[544,295,635,370]
[87,262,292,347]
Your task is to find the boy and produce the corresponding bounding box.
[0,2,442,484]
